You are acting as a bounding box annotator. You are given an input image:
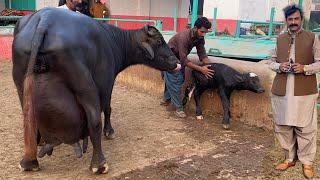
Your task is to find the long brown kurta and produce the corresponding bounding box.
[269,32,320,165]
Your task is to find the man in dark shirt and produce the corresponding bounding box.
[161,17,214,118]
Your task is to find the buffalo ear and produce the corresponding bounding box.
[141,42,154,59]
[144,25,156,36]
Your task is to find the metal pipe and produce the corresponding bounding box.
[212,7,217,36]
[94,18,157,25]
[235,20,241,38]
[268,7,275,37]
[156,20,162,31]
[173,7,177,32]
[298,0,303,8]
[191,0,198,27]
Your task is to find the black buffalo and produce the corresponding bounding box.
[183,63,264,129]
[12,8,180,174]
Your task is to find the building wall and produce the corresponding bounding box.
[203,0,286,22]
[269,0,289,22]
[0,0,5,12]
[32,0,312,33]
[36,0,58,10]
[203,0,240,20]
[203,0,239,35]
[108,0,189,31]
[239,0,268,21]
[109,0,150,16]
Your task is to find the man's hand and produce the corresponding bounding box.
[292,63,304,74]
[201,65,214,78]
[279,62,290,72]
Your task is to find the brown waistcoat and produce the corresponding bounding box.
[271,30,317,96]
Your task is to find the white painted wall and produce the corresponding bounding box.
[203,0,240,20]
[0,0,5,12]
[269,0,291,22]
[179,0,189,18]
[239,0,268,21]
[149,0,189,18]
[109,0,150,16]
[150,0,178,17]
[36,0,59,10]
[203,0,292,22]
[109,0,188,18]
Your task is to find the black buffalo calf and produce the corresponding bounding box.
[183,63,265,129]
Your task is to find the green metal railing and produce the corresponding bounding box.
[191,0,198,27]
[0,16,164,31]
[0,16,21,28]
[208,7,285,39]
[234,7,285,38]
[95,18,157,27]
[212,7,217,36]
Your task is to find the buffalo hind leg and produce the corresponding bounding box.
[218,88,232,130]
[63,60,108,174]
[79,90,108,174]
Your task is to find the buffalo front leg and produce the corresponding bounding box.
[103,105,114,139]
[194,87,205,120]
[218,88,231,130]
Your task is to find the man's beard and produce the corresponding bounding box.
[75,3,82,11]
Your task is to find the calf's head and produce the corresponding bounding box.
[243,72,265,93]
[136,25,181,72]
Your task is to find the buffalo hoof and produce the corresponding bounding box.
[72,142,83,158]
[104,130,115,140]
[196,115,204,120]
[222,124,230,130]
[19,158,40,172]
[91,163,109,174]
[106,133,115,140]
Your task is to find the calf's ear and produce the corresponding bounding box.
[141,42,154,59]
[234,74,243,82]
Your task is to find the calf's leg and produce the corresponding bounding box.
[194,87,205,120]
[218,88,231,129]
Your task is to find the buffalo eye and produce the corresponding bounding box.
[157,39,163,45]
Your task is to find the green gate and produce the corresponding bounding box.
[5,0,36,10]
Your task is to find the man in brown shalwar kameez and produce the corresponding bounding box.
[269,4,320,179]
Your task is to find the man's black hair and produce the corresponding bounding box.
[194,17,211,29]
[283,4,304,19]
[58,0,66,6]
